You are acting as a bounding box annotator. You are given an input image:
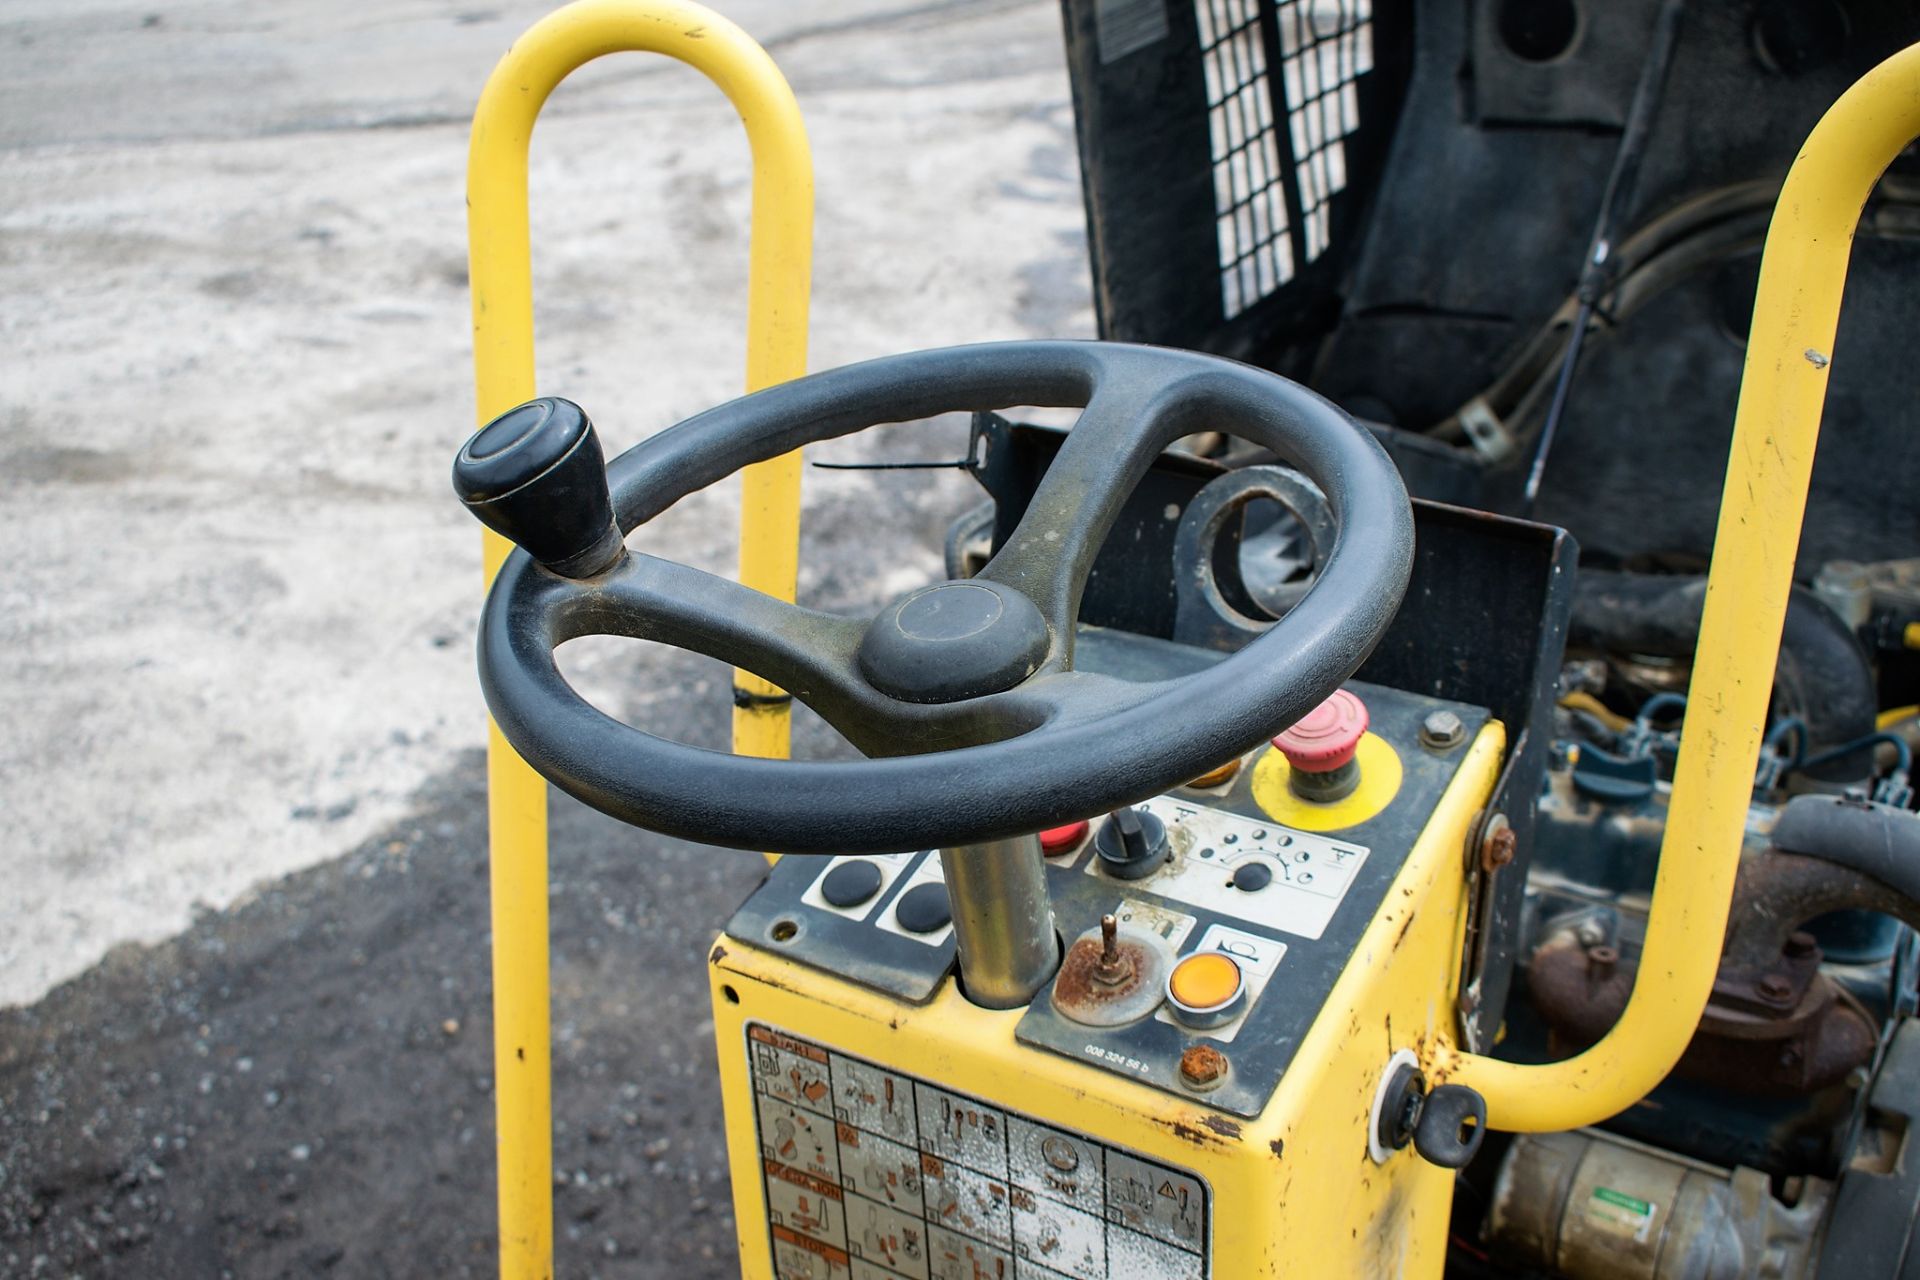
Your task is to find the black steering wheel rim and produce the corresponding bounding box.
[478,340,1413,854]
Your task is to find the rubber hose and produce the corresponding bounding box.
[1723,796,1920,966]
[1772,794,1920,899]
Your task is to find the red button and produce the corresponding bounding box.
[1039,821,1090,853]
[1272,689,1369,772]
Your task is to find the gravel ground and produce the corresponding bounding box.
[0,759,761,1278]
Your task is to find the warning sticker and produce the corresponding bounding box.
[748,1023,1211,1279]
[1585,1186,1658,1242]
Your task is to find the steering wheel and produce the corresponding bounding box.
[453,341,1413,855]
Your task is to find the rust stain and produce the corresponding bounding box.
[1165,1115,1241,1148]
[1169,1121,1215,1146]
[1391,911,1415,951]
[1050,931,1160,1021]
[1201,1115,1242,1140]
[751,971,804,997]
[1269,1138,1286,1159]
[709,943,730,966]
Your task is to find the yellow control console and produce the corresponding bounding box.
[709,653,1503,1280]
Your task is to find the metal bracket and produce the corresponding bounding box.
[1457,731,1527,1053]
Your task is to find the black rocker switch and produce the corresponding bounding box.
[452,397,624,578]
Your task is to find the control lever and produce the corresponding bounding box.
[453,397,625,579]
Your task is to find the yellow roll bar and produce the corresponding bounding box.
[1446,43,1920,1132]
[466,2,811,1274]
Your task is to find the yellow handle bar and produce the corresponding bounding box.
[466,2,812,1274]
[1446,42,1920,1132]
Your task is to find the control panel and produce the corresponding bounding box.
[724,628,1489,1119]
[1081,797,1370,941]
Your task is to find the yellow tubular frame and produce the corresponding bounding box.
[1445,43,1920,1132]
[466,3,811,1275]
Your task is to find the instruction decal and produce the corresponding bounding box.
[748,1022,1210,1279]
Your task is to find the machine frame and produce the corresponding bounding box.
[458,2,1920,1273]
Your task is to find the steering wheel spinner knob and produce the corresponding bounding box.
[453,397,624,579]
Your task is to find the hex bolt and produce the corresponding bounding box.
[1757,973,1794,1003]
[1477,813,1516,872]
[1420,709,1467,750]
[1179,1044,1229,1090]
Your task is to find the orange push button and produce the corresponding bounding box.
[1166,952,1247,1028]
[1187,758,1243,789]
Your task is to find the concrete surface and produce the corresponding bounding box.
[0,0,1092,1008]
[1,1,1093,1272]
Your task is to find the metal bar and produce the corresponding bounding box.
[1446,40,1920,1133]
[1522,0,1687,508]
[466,3,812,1274]
[942,835,1059,1009]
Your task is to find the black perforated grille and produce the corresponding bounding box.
[1197,0,1294,318]
[1275,0,1373,260]
[1196,0,1376,317]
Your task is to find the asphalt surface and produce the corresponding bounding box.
[1,0,1090,1274]
[0,756,761,1278]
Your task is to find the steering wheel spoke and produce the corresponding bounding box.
[565,551,867,705]
[974,376,1200,660]
[997,666,1167,728]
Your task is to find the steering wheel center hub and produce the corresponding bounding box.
[858,580,1050,704]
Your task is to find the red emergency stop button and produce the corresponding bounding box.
[1272,688,1368,802]
[1039,820,1090,854]
[1273,688,1368,770]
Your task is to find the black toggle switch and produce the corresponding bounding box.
[452,397,624,578]
[1094,806,1170,880]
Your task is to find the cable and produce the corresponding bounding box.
[1799,731,1913,776]
[1635,691,1688,728]
[1559,690,1630,733]
[1765,716,1808,768]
